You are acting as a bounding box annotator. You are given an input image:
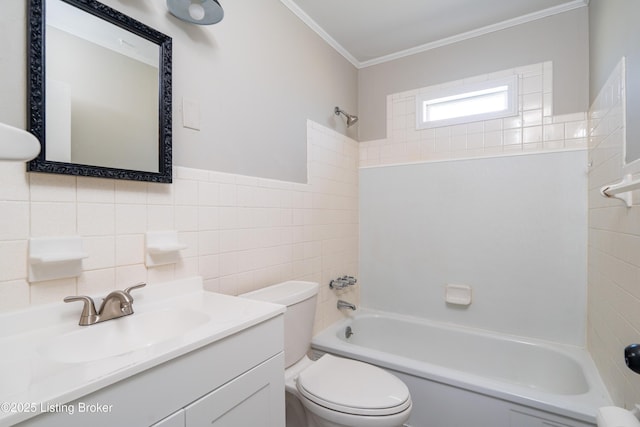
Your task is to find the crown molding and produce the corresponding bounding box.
[359,0,589,68]
[280,0,589,69]
[279,0,360,68]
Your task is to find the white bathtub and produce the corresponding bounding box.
[312,310,611,427]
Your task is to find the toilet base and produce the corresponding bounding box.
[286,391,321,427]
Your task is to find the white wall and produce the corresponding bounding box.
[0,0,605,354]
[0,0,361,332]
[589,0,640,171]
[0,121,359,334]
[586,0,640,409]
[167,0,358,182]
[359,62,588,168]
[357,59,589,345]
[357,7,589,142]
[0,0,358,183]
[360,150,587,345]
[587,53,640,410]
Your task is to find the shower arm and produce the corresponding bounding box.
[334,106,358,127]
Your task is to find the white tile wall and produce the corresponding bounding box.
[0,120,358,334]
[587,59,640,408]
[359,62,588,167]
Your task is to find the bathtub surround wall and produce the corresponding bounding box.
[360,150,587,345]
[0,121,359,334]
[354,9,591,349]
[357,60,589,345]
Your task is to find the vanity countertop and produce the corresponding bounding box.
[0,277,285,426]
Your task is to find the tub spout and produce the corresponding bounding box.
[337,300,356,310]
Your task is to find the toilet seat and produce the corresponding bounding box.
[296,354,411,417]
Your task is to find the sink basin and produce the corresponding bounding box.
[39,308,210,363]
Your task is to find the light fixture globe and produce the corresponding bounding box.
[167,0,224,25]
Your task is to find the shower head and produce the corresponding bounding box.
[335,106,358,127]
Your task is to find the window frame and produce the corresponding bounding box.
[416,75,519,129]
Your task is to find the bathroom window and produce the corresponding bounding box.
[416,75,518,129]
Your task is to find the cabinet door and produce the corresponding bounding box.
[151,410,185,427]
[185,353,285,427]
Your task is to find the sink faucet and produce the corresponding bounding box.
[337,300,356,311]
[64,282,146,326]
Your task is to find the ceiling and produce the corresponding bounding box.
[281,0,588,68]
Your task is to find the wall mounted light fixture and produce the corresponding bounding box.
[166,0,224,25]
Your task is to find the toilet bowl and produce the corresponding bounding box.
[241,281,412,427]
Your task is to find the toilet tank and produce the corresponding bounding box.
[241,281,319,368]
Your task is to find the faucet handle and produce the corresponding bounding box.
[330,276,357,289]
[64,295,98,326]
[123,282,146,298]
[343,276,357,285]
[330,278,348,289]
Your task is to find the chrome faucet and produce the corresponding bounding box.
[337,300,356,311]
[64,282,146,326]
[330,275,357,290]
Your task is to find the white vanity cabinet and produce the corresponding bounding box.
[18,315,285,427]
[153,354,283,427]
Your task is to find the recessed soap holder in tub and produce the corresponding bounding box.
[445,284,472,306]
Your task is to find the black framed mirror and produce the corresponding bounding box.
[27,0,172,183]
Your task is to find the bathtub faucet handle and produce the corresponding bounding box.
[330,278,348,289]
[342,275,357,286]
[330,276,357,289]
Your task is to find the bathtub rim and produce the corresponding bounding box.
[311,308,611,424]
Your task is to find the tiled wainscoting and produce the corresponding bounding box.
[0,120,358,333]
[587,59,640,407]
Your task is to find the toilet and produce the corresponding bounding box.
[241,281,412,427]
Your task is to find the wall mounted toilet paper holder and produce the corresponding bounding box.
[625,344,640,375]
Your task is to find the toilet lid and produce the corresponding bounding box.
[296,354,411,416]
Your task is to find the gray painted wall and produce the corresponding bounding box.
[0,0,358,183]
[589,0,640,165]
[589,0,640,102]
[357,7,589,142]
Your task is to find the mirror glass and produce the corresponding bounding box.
[28,0,173,182]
